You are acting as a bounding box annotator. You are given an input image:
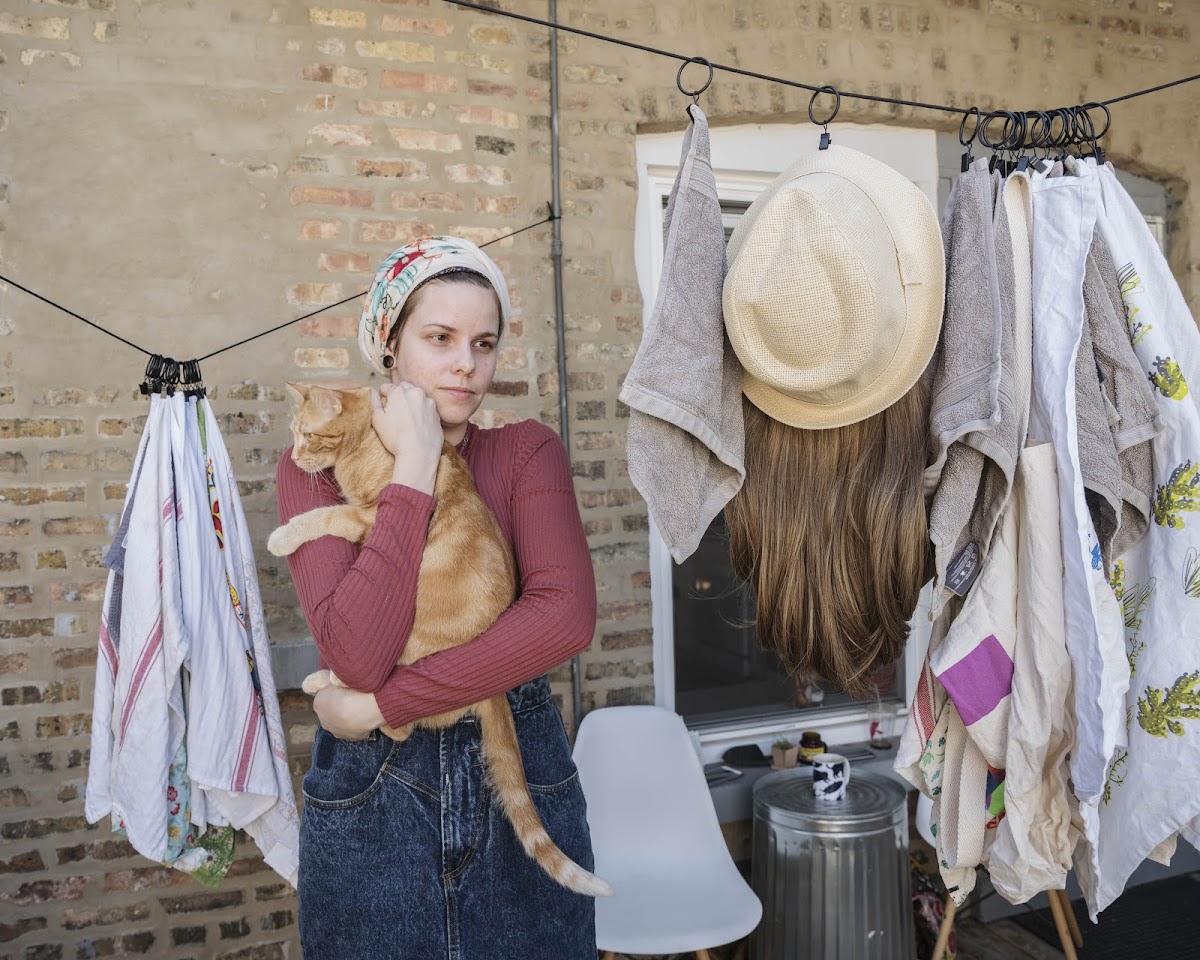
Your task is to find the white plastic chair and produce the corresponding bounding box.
[573,705,763,960]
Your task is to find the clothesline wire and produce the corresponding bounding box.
[442,0,1200,118]
[0,213,556,368]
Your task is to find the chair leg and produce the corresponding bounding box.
[1046,888,1079,960]
[931,893,957,960]
[695,951,715,960]
[1052,889,1084,949]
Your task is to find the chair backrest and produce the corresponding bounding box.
[573,705,730,869]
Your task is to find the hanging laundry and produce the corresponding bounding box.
[86,392,299,887]
[620,103,745,563]
[1075,159,1200,918]
[1027,168,1129,908]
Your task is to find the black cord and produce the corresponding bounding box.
[442,0,1200,119]
[1,213,558,368]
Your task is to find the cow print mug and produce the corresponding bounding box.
[811,753,851,801]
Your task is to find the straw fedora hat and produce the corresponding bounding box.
[723,144,945,429]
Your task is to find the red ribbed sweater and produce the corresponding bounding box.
[275,418,597,729]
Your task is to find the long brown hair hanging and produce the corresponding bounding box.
[725,380,931,697]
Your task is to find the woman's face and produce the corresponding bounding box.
[383,280,501,434]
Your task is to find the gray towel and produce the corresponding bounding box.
[619,104,745,563]
[1086,231,1160,561]
[927,162,1012,612]
[1076,302,1124,571]
[926,160,1004,487]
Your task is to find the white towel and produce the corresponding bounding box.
[85,395,190,861]
[621,104,745,563]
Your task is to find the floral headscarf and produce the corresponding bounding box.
[357,235,511,376]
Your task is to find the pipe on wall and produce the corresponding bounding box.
[547,0,584,733]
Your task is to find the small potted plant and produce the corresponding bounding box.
[771,737,800,770]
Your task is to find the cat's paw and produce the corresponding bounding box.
[267,523,300,557]
[301,670,333,696]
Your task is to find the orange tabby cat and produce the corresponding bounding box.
[268,382,611,898]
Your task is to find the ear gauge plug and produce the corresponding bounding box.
[382,355,394,369]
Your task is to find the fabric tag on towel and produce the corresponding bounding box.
[946,541,982,596]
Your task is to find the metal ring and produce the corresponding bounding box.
[1051,107,1074,149]
[977,110,1009,150]
[1078,101,1111,141]
[958,106,982,147]
[807,85,841,127]
[675,56,713,100]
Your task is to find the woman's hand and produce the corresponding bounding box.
[312,685,387,741]
[371,382,442,495]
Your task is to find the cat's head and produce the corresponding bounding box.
[286,382,372,472]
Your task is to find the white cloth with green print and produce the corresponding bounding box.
[1072,159,1200,918]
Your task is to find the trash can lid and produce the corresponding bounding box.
[752,768,907,835]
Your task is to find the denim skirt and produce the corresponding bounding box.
[297,675,597,960]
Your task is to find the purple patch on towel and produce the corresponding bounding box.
[937,635,1014,726]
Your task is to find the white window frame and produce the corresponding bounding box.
[633,121,940,764]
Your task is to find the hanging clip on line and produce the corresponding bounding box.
[959,106,981,172]
[181,359,206,399]
[1078,101,1111,166]
[808,85,840,150]
[676,56,713,118]
[139,355,164,395]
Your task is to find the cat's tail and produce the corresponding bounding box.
[476,697,614,898]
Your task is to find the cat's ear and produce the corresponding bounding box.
[308,385,343,418]
[286,382,309,406]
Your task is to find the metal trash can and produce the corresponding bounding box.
[751,768,912,959]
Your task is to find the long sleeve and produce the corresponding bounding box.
[372,425,597,728]
[276,452,436,692]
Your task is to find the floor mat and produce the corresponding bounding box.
[1009,873,1200,959]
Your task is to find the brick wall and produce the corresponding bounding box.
[1,0,1197,956]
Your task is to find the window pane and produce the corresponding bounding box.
[672,512,902,725]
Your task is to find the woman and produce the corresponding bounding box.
[276,236,599,959]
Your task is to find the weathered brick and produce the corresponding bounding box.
[0,484,85,505]
[1,876,88,906]
[307,123,373,146]
[488,380,528,397]
[0,13,70,39]
[380,14,453,34]
[355,98,423,119]
[468,79,516,97]
[121,930,156,953]
[357,159,428,179]
[215,944,286,960]
[290,186,373,208]
[294,348,349,369]
[0,652,29,673]
[380,70,457,92]
[61,903,151,930]
[93,20,118,40]
[0,385,12,404]
[0,417,83,438]
[597,597,652,621]
[160,891,245,914]
[261,910,295,930]
[355,39,434,61]
[220,918,251,939]
[0,452,27,473]
[606,684,655,706]
[220,412,276,435]
[583,518,612,536]
[0,586,31,606]
[468,23,514,45]
[171,926,207,946]
[0,551,17,573]
[572,460,605,481]
[104,866,191,893]
[0,917,46,942]
[36,714,91,738]
[475,135,515,156]
[44,516,110,536]
[0,850,45,874]
[317,252,372,273]
[23,943,65,960]
[358,219,432,243]
[389,127,461,151]
[53,648,95,670]
[0,617,52,638]
[449,105,519,129]
[299,315,358,338]
[445,164,511,185]
[49,581,104,603]
[301,63,368,88]
[288,282,342,306]
[309,7,367,28]
[391,190,462,212]
[254,883,292,901]
[299,219,343,241]
[0,786,31,807]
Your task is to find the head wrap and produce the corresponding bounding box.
[358,235,511,376]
